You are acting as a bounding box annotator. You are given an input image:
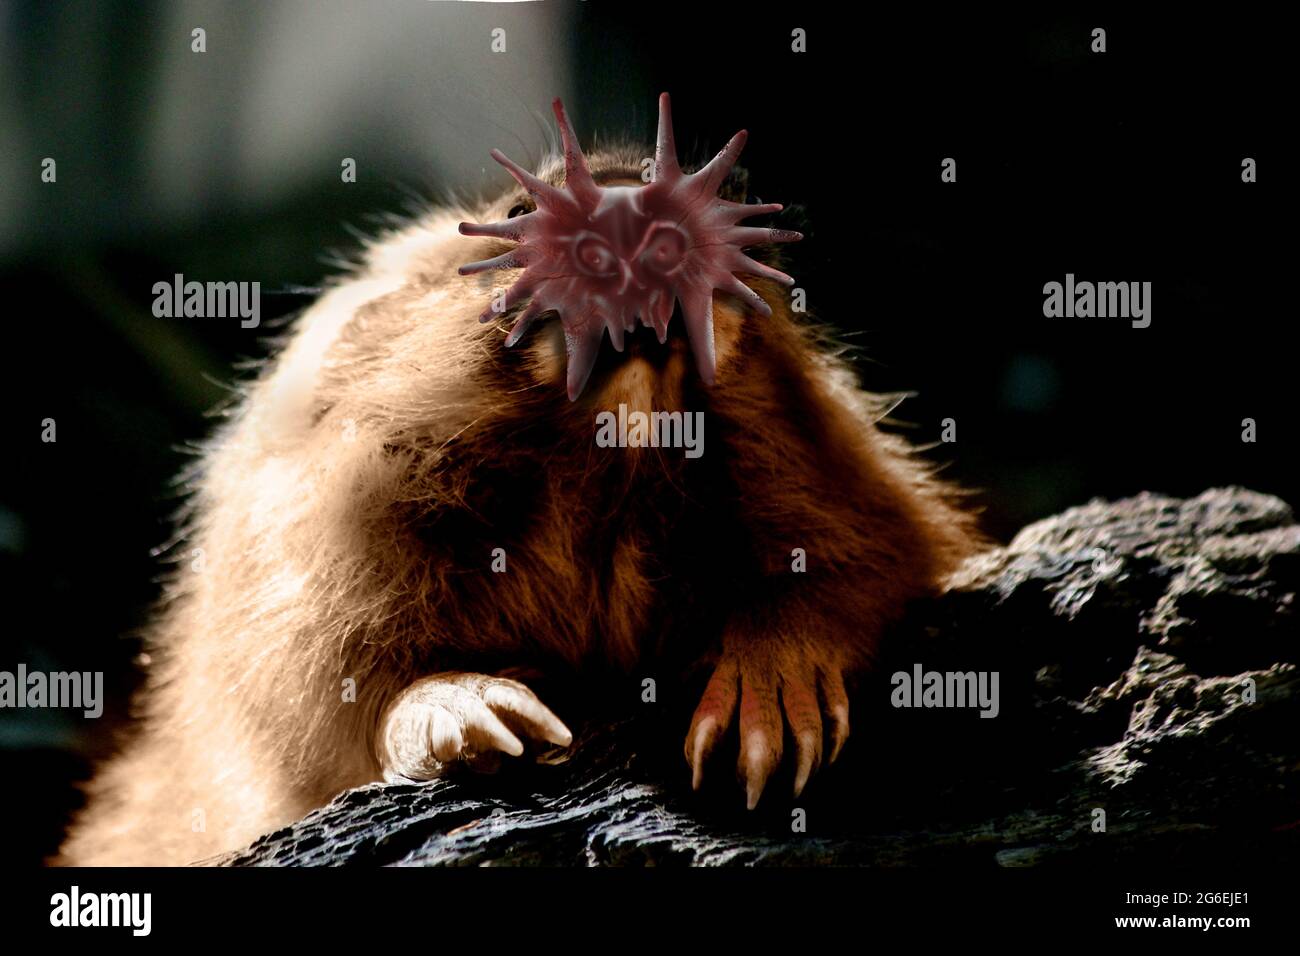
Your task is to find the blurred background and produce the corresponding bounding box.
[0,2,1287,864]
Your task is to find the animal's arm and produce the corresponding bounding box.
[684,316,976,806]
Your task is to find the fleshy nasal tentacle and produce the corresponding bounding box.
[691,129,748,196]
[458,247,533,277]
[720,275,773,318]
[504,300,546,347]
[552,98,601,213]
[563,324,605,401]
[479,277,537,324]
[458,216,533,242]
[728,227,804,248]
[679,283,717,386]
[488,149,569,210]
[653,92,682,184]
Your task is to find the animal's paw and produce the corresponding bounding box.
[684,642,850,809]
[378,672,572,782]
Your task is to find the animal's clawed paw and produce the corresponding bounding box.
[684,645,849,809]
[378,672,572,782]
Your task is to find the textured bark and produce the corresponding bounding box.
[219,487,1299,866]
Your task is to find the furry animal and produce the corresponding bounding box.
[58,113,981,866]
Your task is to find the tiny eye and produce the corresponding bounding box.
[640,226,687,274]
[507,202,530,219]
[573,236,618,277]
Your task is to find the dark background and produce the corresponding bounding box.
[0,3,1287,865]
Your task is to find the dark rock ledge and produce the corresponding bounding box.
[219,488,1299,866]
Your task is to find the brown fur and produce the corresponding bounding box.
[58,145,982,865]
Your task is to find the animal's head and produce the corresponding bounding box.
[459,93,801,400]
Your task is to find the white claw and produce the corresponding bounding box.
[484,683,573,748]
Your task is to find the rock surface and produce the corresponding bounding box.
[220,487,1299,866]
